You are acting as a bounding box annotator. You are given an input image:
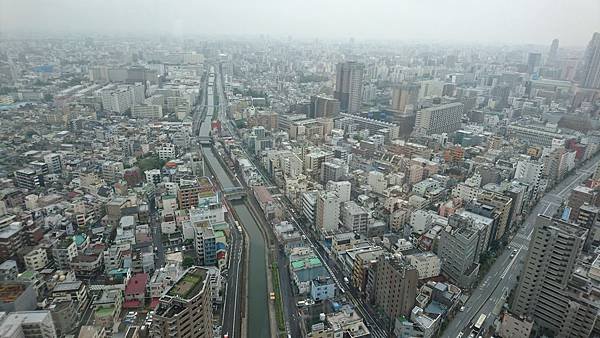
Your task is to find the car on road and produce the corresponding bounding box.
[459,306,465,312]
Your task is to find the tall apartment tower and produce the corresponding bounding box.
[334,61,364,114]
[511,215,599,338]
[310,95,341,118]
[547,38,559,65]
[151,267,214,338]
[581,32,600,89]
[391,83,420,113]
[438,216,484,289]
[391,83,420,137]
[315,191,341,232]
[527,52,542,74]
[371,253,418,320]
[414,102,464,135]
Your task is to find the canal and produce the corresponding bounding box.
[230,201,270,338]
[203,145,270,338]
[200,68,270,337]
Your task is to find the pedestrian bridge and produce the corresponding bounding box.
[223,186,247,200]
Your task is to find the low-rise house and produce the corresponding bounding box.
[93,287,123,331]
[124,273,147,309]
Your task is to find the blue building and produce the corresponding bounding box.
[310,276,336,301]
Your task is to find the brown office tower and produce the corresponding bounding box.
[370,253,418,320]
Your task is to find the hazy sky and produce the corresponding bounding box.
[1,0,599,46]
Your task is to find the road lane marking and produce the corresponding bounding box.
[501,248,520,279]
[527,228,534,240]
[542,202,552,215]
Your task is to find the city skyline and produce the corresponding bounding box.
[1,0,599,46]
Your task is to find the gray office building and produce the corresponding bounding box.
[511,215,599,338]
[581,32,600,89]
[334,61,364,114]
[438,214,485,289]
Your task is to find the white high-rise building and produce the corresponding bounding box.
[515,159,544,196]
[326,181,351,203]
[418,79,444,99]
[320,159,348,183]
[101,88,133,113]
[316,191,340,232]
[341,201,368,234]
[414,102,464,135]
[367,171,387,194]
[43,153,63,174]
[129,82,145,105]
[581,32,600,89]
[281,153,303,177]
[302,192,317,226]
[157,143,176,161]
[145,169,161,185]
[132,104,163,119]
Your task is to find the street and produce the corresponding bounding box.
[443,154,600,337]
[150,212,165,268]
[221,219,243,338]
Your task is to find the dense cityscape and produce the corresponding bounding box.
[1,2,600,338]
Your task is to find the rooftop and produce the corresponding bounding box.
[56,238,74,249]
[17,270,36,280]
[125,273,148,295]
[0,282,27,303]
[0,260,16,270]
[254,185,274,204]
[95,305,115,317]
[2,310,52,324]
[573,185,594,194]
[291,257,322,271]
[73,233,88,246]
[53,281,83,293]
[0,223,22,239]
[166,266,207,299]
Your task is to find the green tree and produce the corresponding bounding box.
[182,256,195,268]
[137,155,165,172]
